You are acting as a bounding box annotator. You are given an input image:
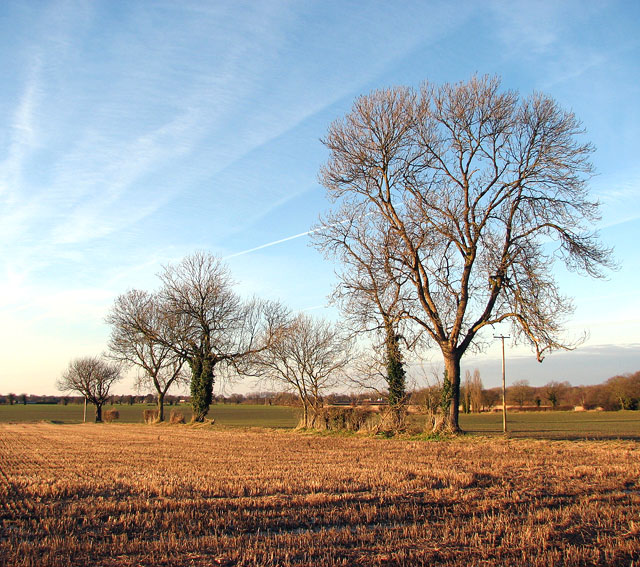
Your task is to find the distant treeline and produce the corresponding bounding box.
[2,370,639,411]
[447,371,640,413]
[0,391,303,407]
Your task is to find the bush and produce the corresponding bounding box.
[316,407,377,432]
[169,410,185,424]
[143,409,159,424]
[103,409,119,423]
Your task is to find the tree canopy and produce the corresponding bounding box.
[106,289,188,422]
[56,356,122,422]
[157,252,285,421]
[314,75,614,432]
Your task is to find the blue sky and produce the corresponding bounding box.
[1,0,638,395]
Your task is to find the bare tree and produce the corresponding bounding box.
[315,212,422,430]
[158,252,285,422]
[545,380,570,409]
[314,75,613,432]
[106,289,188,422]
[605,372,640,410]
[56,357,122,422]
[509,379,533,409]
[250,312,352,428]
[482,387,501,411]
[462,369,485,413]
[346,347,410,430]
[468,368,484,413]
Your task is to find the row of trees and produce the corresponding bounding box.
[408,371,640,417]
[20,367,640,413]
[58,252,354,424]
[506,373,640,411]
[58,75,613,431]
[0,393,186,406]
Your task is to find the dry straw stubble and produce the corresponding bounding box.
[0,423,638,566]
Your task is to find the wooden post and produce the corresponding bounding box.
[494,335,510,434]
[83,397,87,423]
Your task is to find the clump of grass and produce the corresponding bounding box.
[143,409,159,424]
[169,410,185,424]
[102,409,119,423]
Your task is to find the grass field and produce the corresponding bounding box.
[0,403,299,428]
[457,410,640,439]
[1,403,639,440]
[0,423,638,566]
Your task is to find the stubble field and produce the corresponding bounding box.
[0,423,638,566]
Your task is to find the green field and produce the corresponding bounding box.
[457,409,640,439]
[1,403,638,438]
[0,403,299,428]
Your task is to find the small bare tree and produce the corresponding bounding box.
[315,75,614,432]
[468,368,484,412]
[545,380,570,409]
[346,349,410,430]
[509,379,533,409]
[57,357,122,422]
[250,312,352,428]
[106,289,188,422]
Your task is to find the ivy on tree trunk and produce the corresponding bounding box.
[190,356,214,422]
[385,329,406,429]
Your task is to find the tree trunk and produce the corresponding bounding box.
[190,356,214,422]
[385,326,406,431]
[433,351,462,434]
[95,403,103,423]
[157,392,165,422]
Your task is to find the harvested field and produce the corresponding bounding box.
[0,423,638,566]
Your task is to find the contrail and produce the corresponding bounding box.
[222,215,358,260]
[223,227,322,260]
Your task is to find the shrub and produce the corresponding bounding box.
[169,410,185,424]
[103,409,119,423]
[316,407,377,432]
[143,409,159,424]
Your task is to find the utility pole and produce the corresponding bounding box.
[494,335,510,434]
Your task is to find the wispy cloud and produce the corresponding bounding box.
[49,108,206,245]
[593,172,640,229]
[0,55,41,202]
[488,0,565,56]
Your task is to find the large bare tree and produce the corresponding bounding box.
[158,252,285,422]
[106,289,188,422]
[57,356,122,422]
[250,312,352,428]
[314,75,613,432]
